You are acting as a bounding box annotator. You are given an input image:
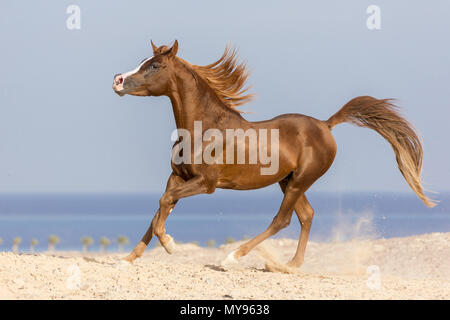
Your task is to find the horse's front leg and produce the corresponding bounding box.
[122,173,185,264]
[154,175,212,253]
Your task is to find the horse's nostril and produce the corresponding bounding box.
[114,75,123,85]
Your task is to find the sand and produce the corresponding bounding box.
[0,232,449,300]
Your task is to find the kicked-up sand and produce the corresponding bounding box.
[0,232,449,299]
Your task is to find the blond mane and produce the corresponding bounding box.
[178,45,254,112]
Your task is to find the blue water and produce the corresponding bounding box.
[0,191,449,252]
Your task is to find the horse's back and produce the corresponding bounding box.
[253,113,335,149]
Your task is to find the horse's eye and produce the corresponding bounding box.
[151,63,158,69]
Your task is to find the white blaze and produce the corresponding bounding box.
[122,56,154,79]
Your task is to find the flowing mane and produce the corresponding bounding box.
[178,45,254,112]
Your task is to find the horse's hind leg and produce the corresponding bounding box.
[221,184,298,266]
[289,196,314,267]
[280,180,314,268]
[222,165,318,266]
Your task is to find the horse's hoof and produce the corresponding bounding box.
[221,250,239,267]
[113,260,132,270]
[163,234,176,254]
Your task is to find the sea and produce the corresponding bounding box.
[0,191,448,252]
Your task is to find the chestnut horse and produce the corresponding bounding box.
[112,40,435,269]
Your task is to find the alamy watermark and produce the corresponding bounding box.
[66,5,81,30]
[367,5,381,30]
[66,264,82,290]
[366,265,381,290]
[170,121,279,175]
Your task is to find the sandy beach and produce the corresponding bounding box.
[0,232,449,300]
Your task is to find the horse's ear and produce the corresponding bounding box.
[166,40,178,58]
[150,40,158,55]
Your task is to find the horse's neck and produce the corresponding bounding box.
[168,69,246,131]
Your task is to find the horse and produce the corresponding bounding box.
[112,40,435,269]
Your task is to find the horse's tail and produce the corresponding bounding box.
[326,96,436,207]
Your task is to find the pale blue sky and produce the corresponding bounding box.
[0,0,449,194]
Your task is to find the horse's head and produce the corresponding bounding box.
[112,40,178,97]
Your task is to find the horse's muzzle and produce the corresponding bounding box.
[112,74,125,96]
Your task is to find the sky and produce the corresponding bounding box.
[0,0,449,195]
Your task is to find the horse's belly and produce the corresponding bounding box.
[215,164,292,190]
